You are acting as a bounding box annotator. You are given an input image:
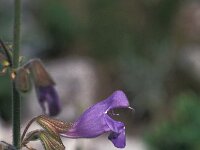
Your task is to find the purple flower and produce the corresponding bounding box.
[26,58,61,116]
[61,90,130,148]
[36,85,61,116]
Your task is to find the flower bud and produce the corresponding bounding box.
[27,59,55,87]
[15,67,31,93]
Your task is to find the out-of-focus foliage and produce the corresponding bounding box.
[0,75,11,122]
[145,92,200,150]
[27,0,79,58]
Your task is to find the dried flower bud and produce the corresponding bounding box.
[36,115,72,140]
[15,67,31,92]
[26,59,55,87]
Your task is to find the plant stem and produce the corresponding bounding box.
[13,0,21,69]
[12,86,21,149]
[13,0,21,149]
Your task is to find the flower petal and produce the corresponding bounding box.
[105,90,129,110]
[105,115,126,148]
[36,86,61,116]
[61,108,109,138]
[61,90,129,148]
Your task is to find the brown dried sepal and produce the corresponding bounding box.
[22,130,65,150]
[26,59,55,87]
[40,130,65,150]
[36,115,72,140]
[15,67,31,92]
[21,130,40,147]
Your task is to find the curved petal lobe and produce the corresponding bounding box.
[36,86,61,116]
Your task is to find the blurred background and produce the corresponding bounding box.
[1,0,200,149]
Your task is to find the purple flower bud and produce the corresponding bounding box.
[26,59,61,116]
[36,85,61,116]
[61,90,130,148]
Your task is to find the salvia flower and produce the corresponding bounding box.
[61,90,130,148]
[27,59,61,116]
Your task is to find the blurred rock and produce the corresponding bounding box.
[178,46,200,85]
[173,1,200,44]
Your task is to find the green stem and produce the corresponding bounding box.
[12,85,21,149]
[13,0,21,68]
[13,0,21,149]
